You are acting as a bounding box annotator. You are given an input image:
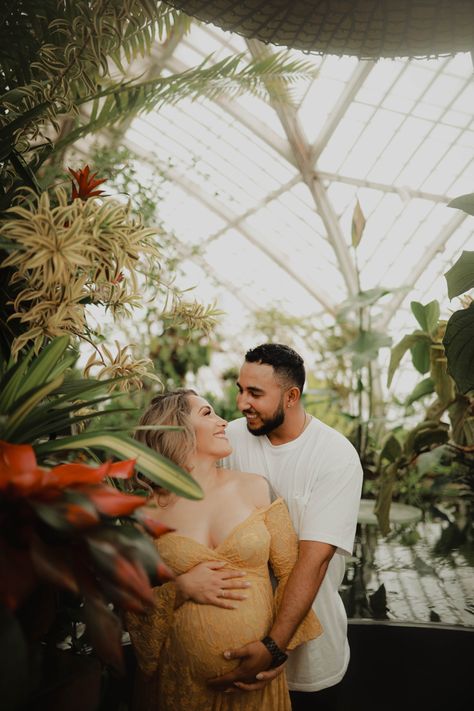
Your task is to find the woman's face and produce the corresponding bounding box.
[187,395,232,459]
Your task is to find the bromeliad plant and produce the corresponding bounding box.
[0,336,201,494]
[0,441,171,672]
[0,334,202,700]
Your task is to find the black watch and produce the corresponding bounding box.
[260,635,288,668]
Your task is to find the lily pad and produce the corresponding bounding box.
[358,499,422,526]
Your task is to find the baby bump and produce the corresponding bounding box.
[168,588,273,678]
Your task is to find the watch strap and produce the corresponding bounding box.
[260,635,288,668]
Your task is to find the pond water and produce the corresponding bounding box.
[341,504,474,627]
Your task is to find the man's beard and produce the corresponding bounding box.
[246,399,285,436]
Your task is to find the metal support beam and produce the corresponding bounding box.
[246,38,359,296]
[310,60,375,165]
[316,171,452,204]
[377,211,468,330]
[157,162,337,315]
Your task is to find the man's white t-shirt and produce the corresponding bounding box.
[224,416,363,692]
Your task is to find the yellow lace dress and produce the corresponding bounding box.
[126,498,322,711]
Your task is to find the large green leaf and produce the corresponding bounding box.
[447,193,474,216]
[387,332,430,387]
[35,433,202,500]
[410,339,431,374]
[405,378,434,406]
[443,302,474,394]
[444,251,474,299]
[16,399,132,444]
[338,329,392,369]
[337,287,392,316]
[17,335,71,395]
[378,433,402,464]
[410,300,440,334]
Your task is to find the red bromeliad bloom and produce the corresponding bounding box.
[0,440,139,503]
[69,165,107,201]
[0,440,174,618]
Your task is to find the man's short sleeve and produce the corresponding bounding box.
[299,437,363,556]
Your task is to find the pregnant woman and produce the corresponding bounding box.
[126,389,322,711]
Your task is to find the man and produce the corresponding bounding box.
[180,343,362,711]
[178,343,363,710]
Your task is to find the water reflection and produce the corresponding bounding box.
[341,508,474,626]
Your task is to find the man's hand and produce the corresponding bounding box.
[208,640,280,691]
[176,560,250,609]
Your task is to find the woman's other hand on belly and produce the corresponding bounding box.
[175,560,251,609]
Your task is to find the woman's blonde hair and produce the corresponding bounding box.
[134,388,197,471]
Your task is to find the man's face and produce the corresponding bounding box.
[236,361,286,436]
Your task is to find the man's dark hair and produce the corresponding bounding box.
[245,343,305,392]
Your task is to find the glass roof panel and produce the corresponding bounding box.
[103,23,474,391]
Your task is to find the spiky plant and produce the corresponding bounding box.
[0,2,316,208]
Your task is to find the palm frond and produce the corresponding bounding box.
[52,51,316,152]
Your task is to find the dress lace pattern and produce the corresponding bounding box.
[126,498,322,711]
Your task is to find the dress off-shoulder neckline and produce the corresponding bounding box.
[160,496,284,552]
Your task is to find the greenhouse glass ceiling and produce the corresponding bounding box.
[86,21,474,395]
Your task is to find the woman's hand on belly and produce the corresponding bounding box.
[175,560,251,609]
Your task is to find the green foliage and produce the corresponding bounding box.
[149,317,212,387]
[387,332,431,387]
[443,302,474,394]
[447,192,474,216]
[206,369,241,423]
[411,300,440,336]
[338,329,392,370]
[0,336,201,498]
[0,1,316,208]
[304,375,354,437]
[405,377,434,406]
[444,250,474,300]
[379,293,474,530]
[52,51,317,155]
[443,199,474,395]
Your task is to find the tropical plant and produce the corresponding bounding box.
[441,193,474,396]
[0,440,171,667]
[0,163,163,371]
[0,1,317,210]
[0,336,201,495]
[377,297,474,534]
[325,200,398,475]
[0,334,202,709]
[0,5,319,706]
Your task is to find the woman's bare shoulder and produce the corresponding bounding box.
[222,468,271,507]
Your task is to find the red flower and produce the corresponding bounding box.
[0,440,137,501]
[0,439,172,653]
[111,271,125,285]
[69,165,107,201]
